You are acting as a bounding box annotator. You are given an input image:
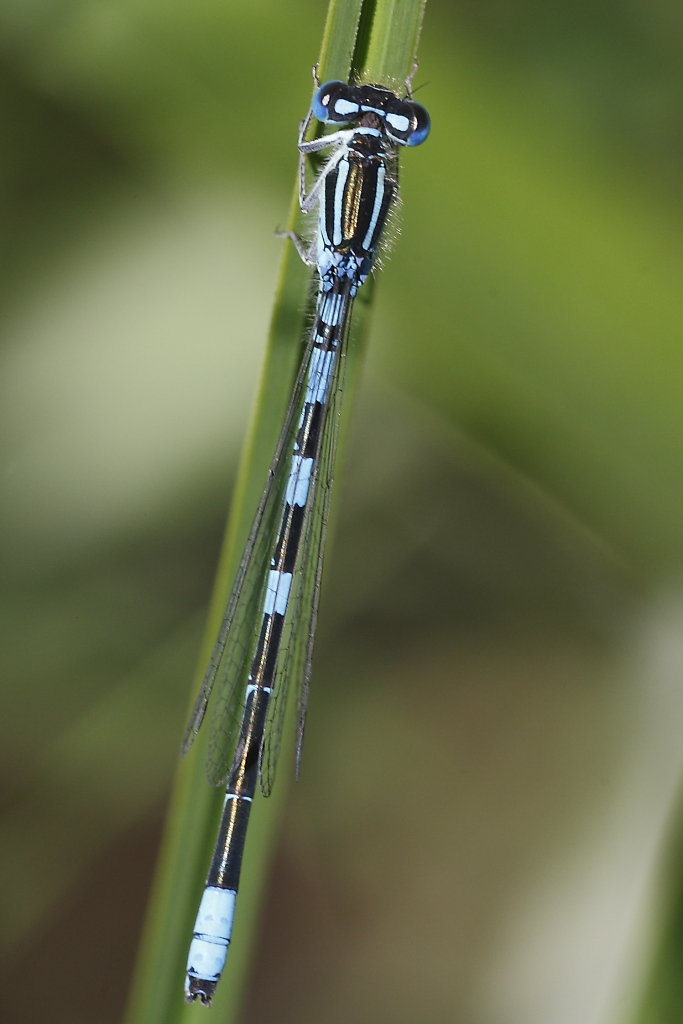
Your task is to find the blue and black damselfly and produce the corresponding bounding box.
[182,73,430,1005]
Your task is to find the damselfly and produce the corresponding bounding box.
[183,73,430,1005]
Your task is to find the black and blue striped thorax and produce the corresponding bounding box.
[317,113,396,290]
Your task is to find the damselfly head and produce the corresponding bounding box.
[312,81,430,147]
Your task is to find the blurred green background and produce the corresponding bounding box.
[2,0,683,1022]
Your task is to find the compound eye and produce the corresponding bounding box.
[405,101,430,146]
[384,98,430,145]
[312,81,359,123]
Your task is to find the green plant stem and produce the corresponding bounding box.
[124,2,427,1022]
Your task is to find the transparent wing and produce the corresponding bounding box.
[181,326,318,786]
[293,343,349,775]
[259,297,353,797]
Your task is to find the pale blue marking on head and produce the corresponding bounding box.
[386,112,410,133]
[334,97,360,117]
